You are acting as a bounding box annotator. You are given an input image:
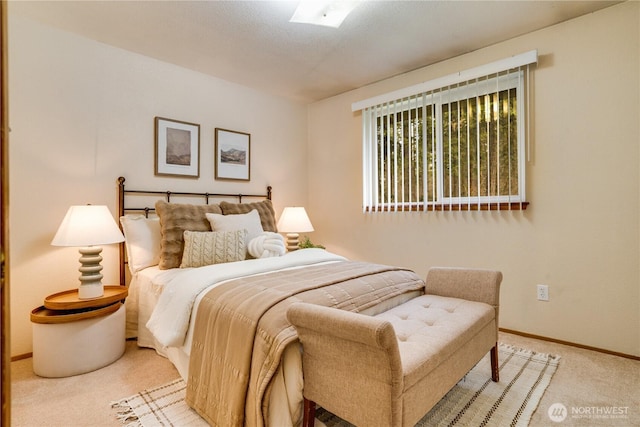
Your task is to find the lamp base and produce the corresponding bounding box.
[285,233,300,251]
[78,283,104,300]
[78,246,104,299]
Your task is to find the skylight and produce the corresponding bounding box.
[289,0,362,28]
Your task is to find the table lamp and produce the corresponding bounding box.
[51,205,125,299]
[277,207,314,251]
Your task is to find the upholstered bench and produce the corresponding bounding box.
[287,267,502,427]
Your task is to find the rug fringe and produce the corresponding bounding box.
[499,342,562,362]
[110,398,142,427]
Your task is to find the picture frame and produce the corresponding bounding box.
[154,117,200,178]
[215,128,251,181]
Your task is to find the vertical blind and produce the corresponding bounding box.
[357,51,537,212]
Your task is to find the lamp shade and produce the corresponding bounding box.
[51,205,124,247]
[277,207,314,233]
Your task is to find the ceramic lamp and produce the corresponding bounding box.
[51,205,125,299]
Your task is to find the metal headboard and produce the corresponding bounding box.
[117,176,272,286]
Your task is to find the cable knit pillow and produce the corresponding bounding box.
[219,199,277,232]
[180,229,248,268]
[155,200,223,269]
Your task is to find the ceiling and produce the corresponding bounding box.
[10,0,619,103]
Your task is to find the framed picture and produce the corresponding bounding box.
[215,128,250,181]
[154,117,200,178]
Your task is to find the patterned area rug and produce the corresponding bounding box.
[112,343,559,427]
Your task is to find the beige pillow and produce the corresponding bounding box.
[155,200,223,269]
[180,229,247,268]
[219,199,277,232]
[206,209,264,247]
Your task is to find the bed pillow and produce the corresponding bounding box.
[119,215,161,273]
[205,209,264,246]
[155,200,223,269]
[219,199,277,232]
[180,229,248,268]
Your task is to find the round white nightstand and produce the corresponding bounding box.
[30,286,127,378]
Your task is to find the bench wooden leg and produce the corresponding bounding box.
[490,344,499,382]
[303,398,316,427]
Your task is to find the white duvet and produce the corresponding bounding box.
[145,248,347,348]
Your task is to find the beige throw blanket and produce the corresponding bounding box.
[186,261,424,427]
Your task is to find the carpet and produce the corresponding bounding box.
[112,343,559,427]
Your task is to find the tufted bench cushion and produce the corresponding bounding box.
[375,294,495,392]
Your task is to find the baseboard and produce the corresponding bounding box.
[499,328,640,361]
[13,331,639,361]
[10,352,32,362]
[11,339,137,362]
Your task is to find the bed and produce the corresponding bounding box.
[116,177,425,427]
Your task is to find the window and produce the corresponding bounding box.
[356,52,536,212]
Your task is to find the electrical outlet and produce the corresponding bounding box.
[537,284,549,301]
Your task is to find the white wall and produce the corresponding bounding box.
[9,3,639,358]
[8,15,309,356]
[307,2,639,356]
